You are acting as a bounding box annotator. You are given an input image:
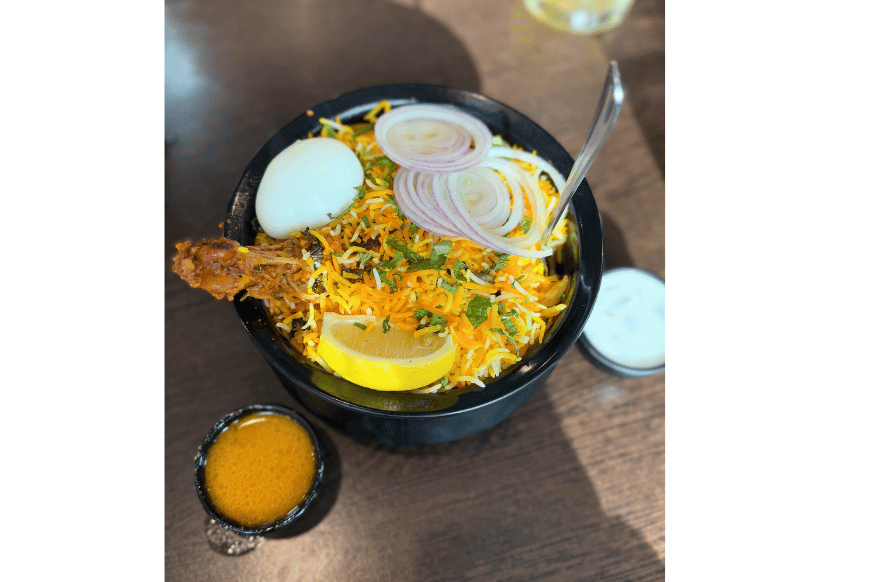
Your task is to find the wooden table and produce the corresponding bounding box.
[165,0,665,579]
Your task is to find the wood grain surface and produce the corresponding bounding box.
[165,0,665,579]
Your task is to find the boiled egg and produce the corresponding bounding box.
[255,137,365,238]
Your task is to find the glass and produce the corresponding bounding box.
[522,0,635,34]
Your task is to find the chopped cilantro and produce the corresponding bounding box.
[386,238,423,262]
[482,252,510,274]
[453,261,468,282]
[409,240,453,271]
[378,252,403,270]
[364,156,397,172]
[353,123,375,137]
[374,156,397,168]
[414,309,447,331]
[466,295,493,328]
[495,303,519,335]
[326,185,367,220]
[519,216,532,234]
[491,328,519,355]
[408,224,419,235]
[374,267,398,292]
[358,252,372,266]
[440,280,458,293]
[501,315,518,337]
[353,322,367,330]
[438,376,449,388]
[385,198,405,219]
[381,316,391,334]
[361,216,370,227]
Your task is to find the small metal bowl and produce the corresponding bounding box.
[194,403,325,536]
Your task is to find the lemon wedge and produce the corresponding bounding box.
[316,312,456,391]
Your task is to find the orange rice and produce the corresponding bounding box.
[250,101,571,392]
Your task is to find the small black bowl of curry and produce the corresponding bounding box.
[194,404,325,536]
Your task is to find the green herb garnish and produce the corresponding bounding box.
[378,252,404,270]
[465,295,493,329]
[353,123,375,137]
[363,156,398,172]
[481,252,510,274]
[408,240,453,271]
[373,267,399,293]
[500,315,518,337]
[386,238,423,262]
[384,198,405,219]
[491,328,519,355]
[326,185,367,220]
[440,280,458,293]
[381,316,391,334]
[519,216,532,234]
[353,322,368,330]
[414,309,447,331]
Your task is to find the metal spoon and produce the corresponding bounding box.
[542,61,624,244]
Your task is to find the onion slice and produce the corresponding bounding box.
[488,146,567,193]
[376,105,566,258]
[394,163,554,259]
[375,104,493,174]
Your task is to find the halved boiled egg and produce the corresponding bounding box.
[255,137,364,238]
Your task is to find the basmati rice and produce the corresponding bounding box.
[252,101,571,391]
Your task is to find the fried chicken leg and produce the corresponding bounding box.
[171,237,311,301]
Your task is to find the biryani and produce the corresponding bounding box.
[173,101,572,393]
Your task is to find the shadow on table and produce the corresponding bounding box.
[166,0,483,255]
[357,386,665,581]
[601,210,635,271]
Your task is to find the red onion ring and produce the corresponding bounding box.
[375,105,493,174]
[394,163,553,259]
[453,167,509,229]
[443,162,552,258]
[393,167,458,238]
[377,105,563,258]
[488,146,567,193]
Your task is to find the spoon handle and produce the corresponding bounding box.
[543,61,624,245]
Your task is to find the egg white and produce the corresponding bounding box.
[255,137,364,238]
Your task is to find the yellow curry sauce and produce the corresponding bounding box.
[203,411,317,527]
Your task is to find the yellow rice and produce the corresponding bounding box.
[253,101,570,393]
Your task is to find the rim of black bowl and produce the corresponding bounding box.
[193,403,326,536]
[224,83,604,418]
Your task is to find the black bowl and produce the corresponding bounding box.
[194,404,325,535]
[224,84,604,445]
